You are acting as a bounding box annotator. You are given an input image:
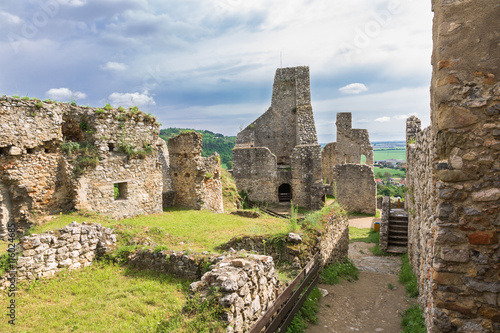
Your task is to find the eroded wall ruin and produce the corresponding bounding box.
[233,66,325,209]
[168,132,223,213]
[406,1,500,331]
[0,97,164,236]
[322,112,376,215]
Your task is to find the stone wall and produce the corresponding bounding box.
[321,143,337,185]
[168,132,223,213]
[233,66,323,209]
[333,164,377,215]
[0,97,164,237]
[1,222,116,287]
[189,253,280,333]
[221,209,349,269]
[128,249,217,280]
[379,196,390,252]
[232,147,277,203]
[405,1,500,331]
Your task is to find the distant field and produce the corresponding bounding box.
[374,167,406,178]
[361,148,406,162]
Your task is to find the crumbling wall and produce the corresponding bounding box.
[405,1,500,331]
[334,113,373,166]
[189,253,280,333]
[333,164,377,215]
[0,222,116,287]
[321,142,337,185]
[168,132,223,213]
[290,145,323,209]
[233,67,323,209]
[0,97,164,236]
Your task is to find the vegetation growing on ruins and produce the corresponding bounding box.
[160,128,236,168]
[221,169,241,211]
[399,253,425,332]
[286,287,322,333]
[118,141,154,159]
[320,258,359,284]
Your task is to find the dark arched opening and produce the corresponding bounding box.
[278,183,292,202]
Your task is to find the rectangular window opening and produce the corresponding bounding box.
[114,182,128,200]
[26,148,35,154]
[108,143,115,152]
[0,147,5,156]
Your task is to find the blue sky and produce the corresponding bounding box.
[1,0,433,142]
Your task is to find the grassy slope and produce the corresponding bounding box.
[374,166,406,178]
[27,209,289,253]
[0,262,189,332]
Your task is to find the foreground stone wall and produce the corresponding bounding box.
[405,1,500,331]
[333,164,377,215]
[190,253,280,333]
[1,222,116,287]
[168,132,223,213]
[233,66,324,209]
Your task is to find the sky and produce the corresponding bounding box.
[0,0,433,143]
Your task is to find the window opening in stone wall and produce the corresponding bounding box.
[26,148,34,154]
[0,147,5,156]
[278,183,292,202]
[108,143,115,152]
[361,154,366,164]
[114,182,128,200]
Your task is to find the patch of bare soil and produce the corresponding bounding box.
[306,242,411,333]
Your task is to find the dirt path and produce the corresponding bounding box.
[306,241,410,333]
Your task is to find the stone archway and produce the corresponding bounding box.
[278,183,292,202]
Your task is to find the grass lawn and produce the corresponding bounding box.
[0,262,190,332]
[26,208,290,253]
[361,148,406,163]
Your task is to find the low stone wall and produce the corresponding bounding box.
[379,196,390,252]
[190,253,280,333]
[221,209,349,269]
[1,222,116,287]
[128,249,218,280]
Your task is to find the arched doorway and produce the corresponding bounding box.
[278,183,292,202]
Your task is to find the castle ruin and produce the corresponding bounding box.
[322,113,376,215]
[0,97,223,239]
[233,66,326,210]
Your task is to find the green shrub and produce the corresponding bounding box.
[35,102,43,109]
[401,305,426,333]
[129,106,139,114]
[286,287,322,333]
[321,258,359,285]
[205,172,214,179]
[60,141,81,155]
[70,99,77,106]
[104,103,112,111]
[0,253,10,276]
[21,96,30,101]
[12,95,20,98]
[95,108,105,114]
[399,253,419,297]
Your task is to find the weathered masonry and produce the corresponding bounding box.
[0,98,223,240]
[322,113,376,215]
[168,132,224,213]
[406,1,500,332]
[233,66,326,210]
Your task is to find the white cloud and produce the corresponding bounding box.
[375,116,391,122]
[393,114,410,120]
[100,62,128,71]
[0,11,21,24]
[58,0,87,7]
[108,92,156,108]
[46,88,87,100]
[339,83,368,94]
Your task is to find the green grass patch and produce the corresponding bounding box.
[320,258,359,285]
[0,262,189,332]
[156,293,225,333]
[349,227,379,243]
[399,253,419,297]
[286,287,322,333]
[349,210,380,218]
[401,304,426,333]
[26,208,289,254]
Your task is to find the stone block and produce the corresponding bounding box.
[440,248,470,262]
[468,232,497,245]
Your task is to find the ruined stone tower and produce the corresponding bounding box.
[232,66,325,209]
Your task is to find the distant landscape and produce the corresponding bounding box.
[161,129,407,168]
